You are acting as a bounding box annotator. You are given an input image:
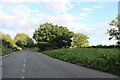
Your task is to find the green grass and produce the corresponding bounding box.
[41,48,120,76]
[0,48,13,56]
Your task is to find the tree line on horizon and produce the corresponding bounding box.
[0,23,89,51]
[0,32,35,50]
[0,16,119,51]
[33,22,89,51]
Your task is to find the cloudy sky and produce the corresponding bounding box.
[0,0,119,45]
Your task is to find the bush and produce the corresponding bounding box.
[1,47,13,56]
[38,42,51,51]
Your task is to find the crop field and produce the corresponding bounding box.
[42,48,120,76]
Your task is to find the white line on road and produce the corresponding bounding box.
[22,69,25,72]
[23,64,26,67]
[24,59,26,64]
[21,76,24,78]
[24,61,26,64]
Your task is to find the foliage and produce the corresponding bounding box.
[37,42,51,51]
[1,47,13,56]
[27,38,34,48]
[90,44,119,48]
[42,48,120,75]
[15,33,30,40]
[33,22,74,50]
[16,39,27,48]
[107,16,120,46]
[0,32,15,48]
[71,33,89,48]
[15,33,34,48]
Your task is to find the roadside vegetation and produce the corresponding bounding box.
[0,32,36,56]
[1,47,13,56]
[42,48,120,76]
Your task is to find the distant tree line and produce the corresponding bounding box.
[88,44,118,48]
[1,15,119,51]
[0,22,90,51]
[0,32,35,51]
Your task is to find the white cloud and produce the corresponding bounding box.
[82,8,93,11]
[0,3,88,38]
[1,0,73,13]
[94,5,103,8]
[0,4,40,37]
[41,0,73,13]
[85,23,117,45]
[79,12,89,17]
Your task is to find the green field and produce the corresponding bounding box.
[0,48,13,56]
[41,48,120,75]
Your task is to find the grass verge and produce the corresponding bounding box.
[41,48,120,76]
[0,48,13,56]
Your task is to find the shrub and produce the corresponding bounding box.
[1,47,13,56]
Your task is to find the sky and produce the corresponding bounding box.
[0,0,119,46]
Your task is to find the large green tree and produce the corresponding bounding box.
[15,33,34,48]
[33,22,74,50]
[107,16,120,46]
[71,33,89,48]
[0,32,15,48]
[0,32,22,50]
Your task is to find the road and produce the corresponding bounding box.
[2,49,119,78]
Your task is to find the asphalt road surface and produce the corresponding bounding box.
[2,49,119,78]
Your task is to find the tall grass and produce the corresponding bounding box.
[42,48,120,76]
[0,47,13,56]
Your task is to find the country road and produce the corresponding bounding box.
[2,49,119,78]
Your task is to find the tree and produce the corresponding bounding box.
[27,38,34,48]
[16,39,27,48]
[33,22,74,50]
[15,33,34,48]
[15,33,30,40]
[0,32,22,51]
[107,16,120,46]
[0,32,14,48]
[71,33,89,48]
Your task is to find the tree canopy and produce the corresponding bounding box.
[107,16,120,46]
[33,22,74,50]
[15,33,30,40]
[0,32,15,48]
[71,33,89,48]
[15,33,34,48]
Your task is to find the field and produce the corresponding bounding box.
[0,48,13,56]
[42,48,120,76]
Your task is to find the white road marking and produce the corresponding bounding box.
[22,69,25,72]
[22,60,26,79]
[24,59,26,64]
[23,64,26,67]
[21,76,24,78]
